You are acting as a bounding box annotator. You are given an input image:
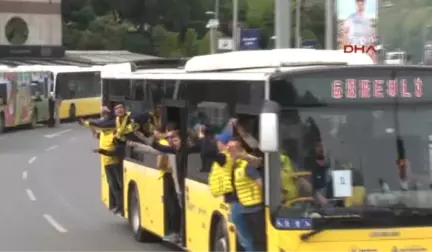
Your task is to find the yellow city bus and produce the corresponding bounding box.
[53,67,102,120]
[15,65,102,120]
[15,64,134,122]
[0,68,52,132]
[101,49,432,251]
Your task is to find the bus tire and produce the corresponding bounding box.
[0,112,5,133]
[210,217,229,252]
[69,104,76,120]
[29,109,37,129]
[128,184,157,242]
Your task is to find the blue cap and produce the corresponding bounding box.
[215,132,232,145]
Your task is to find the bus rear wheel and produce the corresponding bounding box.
[212,220,229,252]
[128,186,157,242]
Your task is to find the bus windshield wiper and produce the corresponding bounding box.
[300,215,362,241]
[299,206,432,241]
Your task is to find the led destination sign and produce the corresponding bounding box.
[271,71,432,106]
[331,78,423,99]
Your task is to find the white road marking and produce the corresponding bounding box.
[45,145,58,152]
[43,214,68,233]
[28,156,37,164]
[25,189,37,201]
[44,129,72,138]
[22,170,28,180]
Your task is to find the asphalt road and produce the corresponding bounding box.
[0,123,178,251]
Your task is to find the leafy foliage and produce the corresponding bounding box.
[63,0,326,56]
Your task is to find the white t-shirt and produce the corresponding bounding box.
[345,13,372,45]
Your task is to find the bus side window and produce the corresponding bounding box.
[185,80,237,183]
[186,106,211,183]
[129,80,147,113]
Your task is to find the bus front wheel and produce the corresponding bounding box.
[212,219,229,252]
[69,104,76,120]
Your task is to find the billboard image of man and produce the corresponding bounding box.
[337,0,377,63]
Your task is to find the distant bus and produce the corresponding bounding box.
[0,70,36,132]
[0,67,55,132]
[53,67,102,120]
[17,64,134,121]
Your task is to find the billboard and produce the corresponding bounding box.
[239,28,260,50]
[337,0,377,63]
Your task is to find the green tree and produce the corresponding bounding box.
[182,28,199,56]
[197,31,211,55]
[378,0,432,61]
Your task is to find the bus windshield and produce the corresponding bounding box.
[270,68,432,229]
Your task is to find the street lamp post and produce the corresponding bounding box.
[325,0,334,49]
[378,0,394,62]
[206,11,219,54]
[232,0,238,51]
[275,0,291,48]
[295,0,302,48]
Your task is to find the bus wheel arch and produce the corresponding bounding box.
[209,211,230,252]
[68,103,76,120]
[127,181,158,242]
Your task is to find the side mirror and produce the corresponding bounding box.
[259,100,280,152]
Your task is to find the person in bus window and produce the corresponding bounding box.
[80,106,124,214]
[228,137,266,252]
[304,139,330,205]
[80,102,149,157]
[204,132,262,252]
[280,139,313,200]
[150,125,204,244]
[222,117,260,152]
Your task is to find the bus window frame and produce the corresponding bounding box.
[125,143,147,165]
[183,79,266,184]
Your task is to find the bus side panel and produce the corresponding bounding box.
[123,160,165,237]
[58,100,71,119]
[75,97,102,117]
[100,157,110,209]
[185,179,232,251]
[7,78,33,127]
[140,167,165,237]
[59,97,101,119]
